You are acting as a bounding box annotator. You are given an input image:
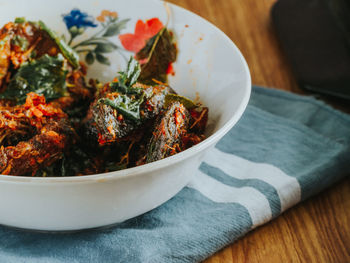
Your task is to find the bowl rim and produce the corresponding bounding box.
[0,0,251,184]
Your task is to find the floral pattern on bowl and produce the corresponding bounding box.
[62,9,130,66]
[61,8,168,68]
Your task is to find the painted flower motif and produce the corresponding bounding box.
[63,8,129,66]
[119,18,163,53]
[63,9,97,29]
[97,10,118,22]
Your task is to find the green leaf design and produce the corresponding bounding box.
[102,18,129,37]
[39,20,80,69]
[96,53,110,65]
[76,39,113,47]
[95,42,118,53]
[85,52,95,65]
[68,17,129,66]
[164,94,197,109]
[136,28,177,83]
[0,54,67,104]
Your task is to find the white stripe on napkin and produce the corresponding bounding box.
[188,171,272,226]
[204,148,301,212]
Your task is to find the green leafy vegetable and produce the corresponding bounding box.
[109,56,142,95]
[99,57,144,122]
[136,28,177,83]
[116,56,141,87]
[99,95,144,122]
[0,54,68,104]
[14,17,25,24]
[11,35,29,50]
[164,94,197,109]
[39,21,80,68]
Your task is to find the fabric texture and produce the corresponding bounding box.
[0,86,349,263]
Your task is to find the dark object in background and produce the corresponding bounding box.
[271,0,350,100]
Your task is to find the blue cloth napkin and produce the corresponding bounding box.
[0,86,349,263]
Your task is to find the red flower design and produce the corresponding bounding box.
[119,18,163,53]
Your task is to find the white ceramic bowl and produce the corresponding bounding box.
[0,0,251,231]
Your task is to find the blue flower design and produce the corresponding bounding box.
[63,9,97,29]
[62,8,129,66]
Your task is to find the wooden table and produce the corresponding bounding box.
[167,0,350,262]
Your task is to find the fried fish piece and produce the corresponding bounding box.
[0,120,74,176]
[0,92,67,146]
[145,102,191,163]
[83,83,173,146]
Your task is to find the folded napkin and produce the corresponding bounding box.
[0,86,349,263]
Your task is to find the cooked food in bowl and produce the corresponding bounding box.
[0,1,250,231]
[0,17,208,177]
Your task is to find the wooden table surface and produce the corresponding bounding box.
[167,0,350,262]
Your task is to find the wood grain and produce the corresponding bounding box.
[166,0,350,262]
